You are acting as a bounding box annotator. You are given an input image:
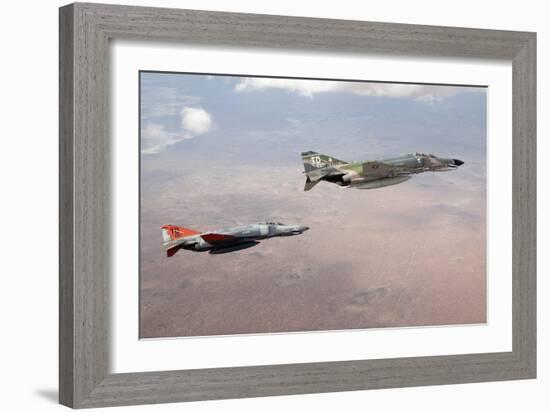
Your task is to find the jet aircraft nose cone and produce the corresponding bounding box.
[299,226,310,232]
[452,159,464,166]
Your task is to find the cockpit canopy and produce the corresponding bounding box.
[264,221,285,226]
[414,152,436,158]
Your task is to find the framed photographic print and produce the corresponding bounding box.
[59,2,536,408]
[138,70,484,340]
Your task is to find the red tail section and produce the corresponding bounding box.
[161,225,201,257]
[161,225,201,241]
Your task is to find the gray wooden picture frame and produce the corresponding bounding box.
[59,2,536,408]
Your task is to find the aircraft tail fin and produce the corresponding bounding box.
[161,225,200,242]
[161,225,201,257]
[301,151,348,190]
[301,151,348,173]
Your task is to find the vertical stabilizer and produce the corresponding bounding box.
[301,151,348,172]
[161,225,200,244]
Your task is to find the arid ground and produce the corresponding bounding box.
[139,73,487,338]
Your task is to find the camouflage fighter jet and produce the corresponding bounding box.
[301,151,464,191]
[161,222,310,256]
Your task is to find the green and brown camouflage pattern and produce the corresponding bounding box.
[301,151,464,191]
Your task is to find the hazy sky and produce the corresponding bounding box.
[139,72,487,339]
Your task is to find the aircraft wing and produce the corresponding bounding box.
[362,161,393,179]
[200,233,237,244]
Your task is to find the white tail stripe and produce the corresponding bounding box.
[161,228,172,243]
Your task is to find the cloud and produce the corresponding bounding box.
[141,123,175,155]
[141,107,213,154]
[286,117,302,127]
[140,86,200,119]
[181,107,213,138]
[234,77,472,101]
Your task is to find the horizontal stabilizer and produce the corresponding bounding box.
[166,245,181,257]
[304,177,321,191]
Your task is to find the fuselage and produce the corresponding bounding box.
[162,222,309,255]
[303,151,464,190]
